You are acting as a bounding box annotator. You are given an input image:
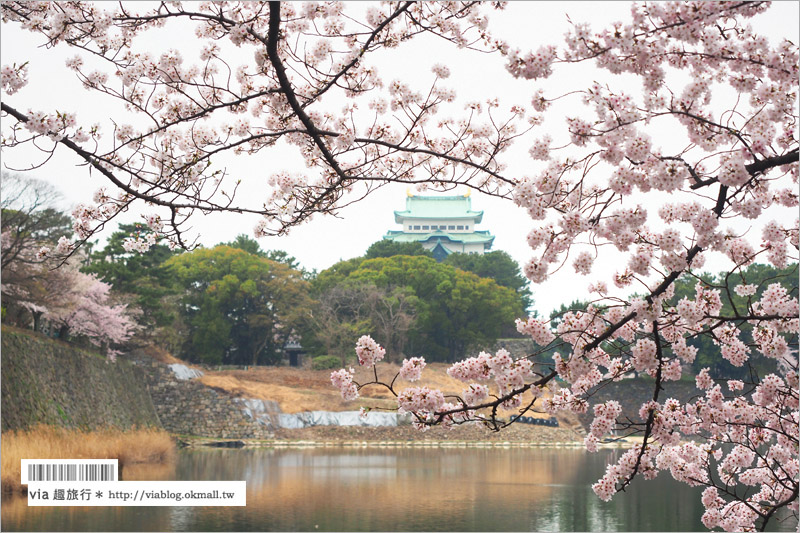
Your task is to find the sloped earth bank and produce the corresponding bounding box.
[197,362,585,435]
[138,349,588,443]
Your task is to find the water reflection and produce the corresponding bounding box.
[2,447,795,532]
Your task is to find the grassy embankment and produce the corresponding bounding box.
[197,360,567,416]
[1,425,176,494]
[194,360,587,440]
[141,348,586,443]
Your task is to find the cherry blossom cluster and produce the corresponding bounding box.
[462,383,489,406]
[584,400,622,453]
[505,45,558,80]
[397,386,445,416]
[630,338,657,372]
[1,63,28,95]
[592,444,658,501]
[122,231,158,254]
[399,357,426,382]
[446,348,535,398]
[333,335,551,431]
[354,335,385,367]
[46,272,137,360]
[330,367,358,401]
[447,351,493,382]
[514,316,555,346]
[734,284,757,297]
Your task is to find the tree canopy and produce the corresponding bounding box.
[165,245,313,365]
[364,240,433,260]
[443,250,533,313]
[224,234,266,257]
[321,255,523,362]
[83,223,179,333]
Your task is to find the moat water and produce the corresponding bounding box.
[2,447,796,531]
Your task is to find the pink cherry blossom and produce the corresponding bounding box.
[355,335,385,366]
[399,357,426,382]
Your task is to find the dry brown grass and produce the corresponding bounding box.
[141,344,188,365]
[1,426,175,493]
[197,362,564,420]
[198,370,398,413]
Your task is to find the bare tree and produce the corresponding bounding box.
[364,286,417,363]
[1,172,71,270]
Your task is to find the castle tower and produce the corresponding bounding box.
[382,192,495,261]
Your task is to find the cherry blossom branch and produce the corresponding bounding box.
[690,149,799,190]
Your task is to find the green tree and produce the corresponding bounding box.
[443,250,534,313]
[346,255,522,362]
[312,256,368,295]
[309,280,418,364]
[166,245,313,365]
[364,284,418,363]
[364,239,433,260]
[225,234,265,257]
[308,281,376,365]
[1,207,72,269]
[306,257,370,359]
[264,249,316,281]
[83,223,179,336]
[225,234,312,278]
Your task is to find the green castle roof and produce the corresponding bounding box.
[384,230,495,245]
[394,194,483,222]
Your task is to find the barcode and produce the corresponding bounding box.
[27,463,115,482]
[21,460,117,483]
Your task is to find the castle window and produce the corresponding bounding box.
[457,225,464,230]
[422,225,429,230]
[413,225,421,230]
[448,225,455,230]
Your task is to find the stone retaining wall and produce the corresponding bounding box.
[1,327,160,431]
[492,338,537,358]
[576,378,697,429]
[126,354,275,439]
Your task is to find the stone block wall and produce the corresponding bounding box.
[492,339,537,358]
[1,327,160,431]
[127,355,275,439]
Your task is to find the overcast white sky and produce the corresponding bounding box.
[2,2,798,315]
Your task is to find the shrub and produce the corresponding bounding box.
[312,355,342,371]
